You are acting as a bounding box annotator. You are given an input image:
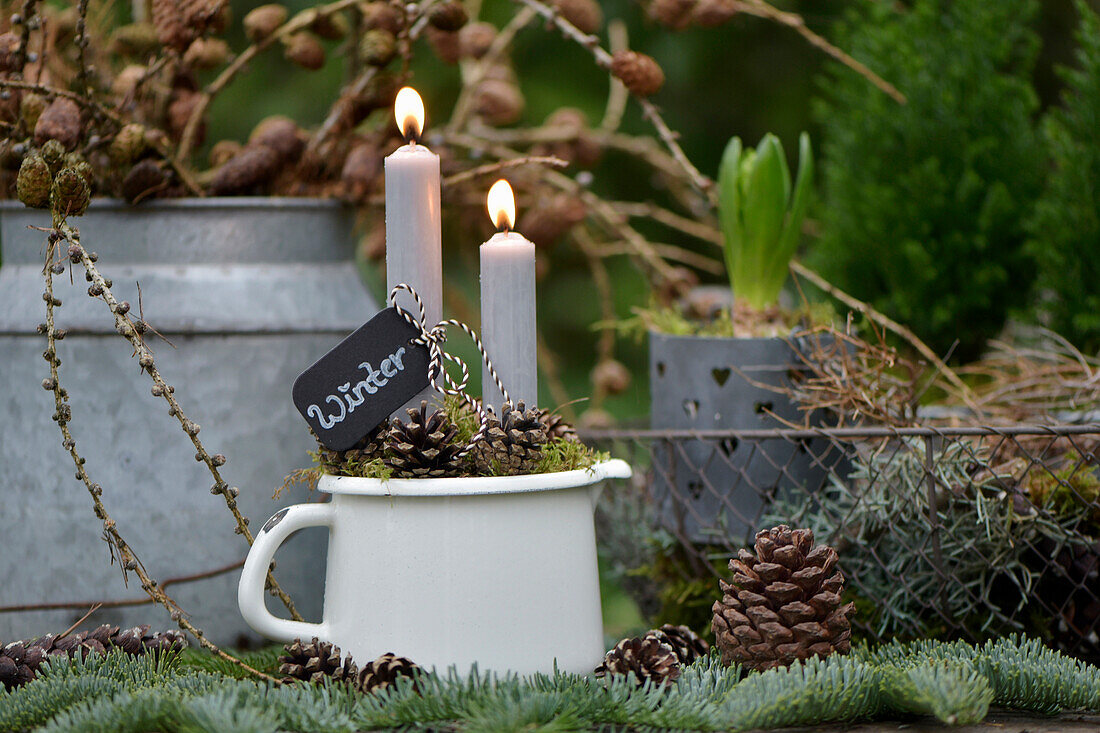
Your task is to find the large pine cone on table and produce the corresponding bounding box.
[712,525,855,671]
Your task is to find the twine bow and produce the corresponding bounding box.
[388,283,514,457]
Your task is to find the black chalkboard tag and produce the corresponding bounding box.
[292,307,431,451]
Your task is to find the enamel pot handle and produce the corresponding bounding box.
[238,502,334,643]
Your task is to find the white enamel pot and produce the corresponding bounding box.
[238,459,632,675]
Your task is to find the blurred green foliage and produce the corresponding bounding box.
[1026,0,1100,353]
[811,0,1044,364]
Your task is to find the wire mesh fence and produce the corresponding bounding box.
[582,424,1100,664]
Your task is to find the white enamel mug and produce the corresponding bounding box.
[238,459,632,675]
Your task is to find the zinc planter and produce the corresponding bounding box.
[238,460,633,675]
[0,198,376,645]
[649,331,838,544]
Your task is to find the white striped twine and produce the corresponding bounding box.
[388,283,513,458]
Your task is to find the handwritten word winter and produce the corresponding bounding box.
[306,347,407,429]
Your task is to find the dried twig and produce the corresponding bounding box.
[51,223,303,623]
[733,0,906,105]
[512,0,715,197]
[0,559,247,614]
[790,260,981,414]
[442,155,567,188]
[40,228,275,682]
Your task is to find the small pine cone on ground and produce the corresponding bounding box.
[595,635,681,686]
[356,652,420,693]
[279,637,358,685]
[609,50,665,97]
[712,525,855,672]
[645,624,709,666]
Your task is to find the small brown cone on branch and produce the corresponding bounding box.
[208,144,279,195]
[16,153,51,208]
[279,637,357,685]
[691,0,738,27]
[361,2,403,34]
[473,79,524,126]
[0,32,21,72]
[712,525,855,671]
[284,33,326,70]
[244,4,288,42]
[249,116,304,163]
[458,22,496,60]
[51,166,91,217]
[519,193,587,247]
[609,51,665,97]
[552,0,604,34]
[428,1,468,32]
[649,0,696,30]
[426,27,461,65]
[595,635,681,686]
[34,98,82,150]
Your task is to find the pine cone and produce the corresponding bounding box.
[0,31,21,73]
[51,166,91,217]
[609,51,665,97]
[472,401,548,476]
[208,144,279,195]
[458,22,496,60]
[121,159,169,204]
[691,0,738,27]
[34,98,82,150]
[109,123,150,167]
[649,0,696,30]
[16,152,51,208]
[249,116,304,163]
[473,79,525,126]
[279,637,357,685]
[428,2,468,32]
[341,144,382,199]
[167,90,205,144]
[386,401,463,478]
[310,12,350,40]
[0,624,186,690]
[40,139,66,173]
[284,33,326,70]
[152,0,226,51]
[519,193,587,247]
[110,23,160,57]
[317,422,390,474]
[712,525,855,671]
[19,93,46,131]
[359,29,397,67]
[426,27,461,65]
[183,38,230,70]
[592,359,631,396]
[244,4,288,42]
[552,0,603,34]
[536,108,602,168]
[536,408,579,444]
[645,624,709,666]
[356,652,420,693]
[361,2,403,34]
[595,635,681,686]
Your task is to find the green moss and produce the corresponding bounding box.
[1026,451,1100,529]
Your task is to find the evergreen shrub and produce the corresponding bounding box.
[813,0,1043,362]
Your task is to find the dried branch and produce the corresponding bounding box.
[52,222,303,623]
[15,0,38,73]
[0,559,245,613]
[512,0,715,197]
[442,154,567,187]
[73,0,91,98]
[733,0,906,105]
[40,229,275,682]
[790,260,981,414]
[600,19,630,132]
[178,0,364,162]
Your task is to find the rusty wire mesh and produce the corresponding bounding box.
[582,424,1100,664]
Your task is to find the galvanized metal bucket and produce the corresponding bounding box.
[0,198,377,645]
[648,331,842,544]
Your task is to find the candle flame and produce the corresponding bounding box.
[394,87,425,143]
[487,179,515,231]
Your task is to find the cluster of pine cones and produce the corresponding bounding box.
[279,637,419,694]
[0,624,187,690]
[319,400,578,479]
[596,624,710,686]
